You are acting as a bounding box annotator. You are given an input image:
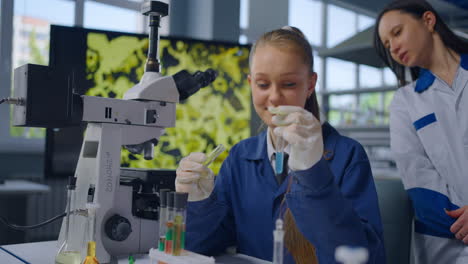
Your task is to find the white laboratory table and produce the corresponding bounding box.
[0,241,271,264]
[0,180,50,194]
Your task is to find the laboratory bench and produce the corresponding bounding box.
[0,240,271,264]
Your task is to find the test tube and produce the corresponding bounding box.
[83,201,100,264]
[172,192,189,256]
[158,189,170,251]
[273,218,284,264]
[164,191,175,254]
[190,144,226,191]
[203,144,226,167]
[82,241,99,264]
[268,107,287,175]
[275,137,286,175]
[69,177,77,229]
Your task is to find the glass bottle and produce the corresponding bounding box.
[55,177,81,264]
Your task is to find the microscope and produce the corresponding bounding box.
[9,1,217,263]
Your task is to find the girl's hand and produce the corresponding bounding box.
[176,152,214,201]
[270,106,323,171]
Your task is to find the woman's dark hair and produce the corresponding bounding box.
[250,26,320,121]
[373,0,468,86]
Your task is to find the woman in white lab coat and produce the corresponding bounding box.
[374,0,468,263]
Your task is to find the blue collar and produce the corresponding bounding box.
[240,122,339,161]
[415,54,468,93]
[242,130,267,161]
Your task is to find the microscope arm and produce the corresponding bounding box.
[81,95,175,131]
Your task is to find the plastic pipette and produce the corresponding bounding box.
[273,218,284,264]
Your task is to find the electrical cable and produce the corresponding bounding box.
[0,246,31,264]
[0,212,66,231]
[0,178,82,230]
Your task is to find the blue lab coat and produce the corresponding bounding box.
[186,122,385,264]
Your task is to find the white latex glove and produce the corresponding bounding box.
[176,152,215,201]
[270,105,323,171]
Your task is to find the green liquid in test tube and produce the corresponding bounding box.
[191,144,226,188]
[203,144,226,167]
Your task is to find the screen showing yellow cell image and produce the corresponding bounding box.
[77,31,251,174]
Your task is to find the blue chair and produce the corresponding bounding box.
[374,176,414,264]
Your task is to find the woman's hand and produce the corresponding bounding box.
[270,105,323,171]
[446,206,468,244]
[175,152,215,201]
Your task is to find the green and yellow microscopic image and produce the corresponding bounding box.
[85,32,251,174]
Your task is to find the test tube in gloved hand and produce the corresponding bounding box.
[202,144,226,168]
[175,145,225,201]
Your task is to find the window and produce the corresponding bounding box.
[384,68,397,86]
[13,0,74,68]
[289,0,323,46]
[240,0,249,30]
[239,0,249,44]
[358,93,381,125]
[11,0,74,139]
[313,53,322,92]
[326,58,356,91]
[359,64,382,88]
[14,0,73,26]
[383,91,395,123]
[84,1,142,33]
[328,95,356,126]
[327,4,356,48]
[358,14,374,31]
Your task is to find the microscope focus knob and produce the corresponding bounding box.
[105,215,132,241]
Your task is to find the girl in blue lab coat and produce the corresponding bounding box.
[374,1,468,263]
[176,27,385,264]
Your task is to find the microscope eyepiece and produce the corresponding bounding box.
[193,69,218,88]
[173,69,218,101]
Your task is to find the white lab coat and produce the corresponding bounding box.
[390,55,468,264]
